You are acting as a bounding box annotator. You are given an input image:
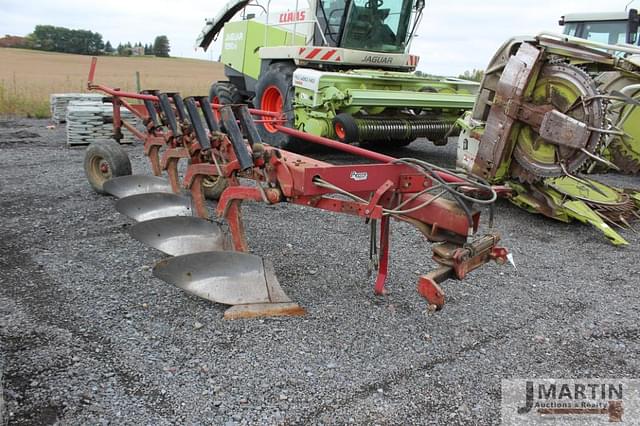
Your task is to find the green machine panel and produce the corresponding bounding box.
[221,20,305,81]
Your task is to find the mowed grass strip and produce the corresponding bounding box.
[0,48,225,118]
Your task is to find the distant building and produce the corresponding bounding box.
[131,46,145,56]
[0,35,29,48]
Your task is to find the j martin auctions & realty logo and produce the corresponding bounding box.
[501,379,640,425]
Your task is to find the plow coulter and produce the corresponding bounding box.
[82,58,510,319]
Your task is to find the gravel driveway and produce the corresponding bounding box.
[1,117,639,425]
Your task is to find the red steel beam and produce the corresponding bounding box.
[275,125,465,184]
[90,84,282,117]
[88,56,464,184]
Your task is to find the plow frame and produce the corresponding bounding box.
[86,57,508,311]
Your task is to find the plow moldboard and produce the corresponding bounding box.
[103,175,173,199]
[115,192,194,222]
[129,216,227,256]
[153,251,273,305]
[152,251,304,318]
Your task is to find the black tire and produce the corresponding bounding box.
[332,113,359,143]
[411,87,438,116]
[209,82,243,129]
[202,176,228,200]
[84,139,132,194]
[186,156,228,201]
[209,82,243,106]
[255,62,309,150]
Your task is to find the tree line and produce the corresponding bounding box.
[414,69,484,82]
[457,69,484,82]
[106,36,170,57]
[1,25,170,57]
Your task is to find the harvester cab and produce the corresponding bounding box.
[197,0,424,67]
[559,8,639,46]
[196,0,477,150]
[555,8,640,178]
[314,0,421,53]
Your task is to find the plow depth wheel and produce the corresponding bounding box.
[84,140,131,194]
[202,175,228,201]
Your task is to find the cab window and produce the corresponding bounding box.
[563,22,578,37]
[581,20,628,45]
[340,0,413,53]
[317,0,347,46]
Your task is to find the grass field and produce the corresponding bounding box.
[0,48,225,118]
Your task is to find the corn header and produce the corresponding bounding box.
[457,33,640,245]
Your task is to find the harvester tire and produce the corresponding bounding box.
[210,82,243,124]
[209,82,242,107]
[84,139,132,194]
[255,62,309,150]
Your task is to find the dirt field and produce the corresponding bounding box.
[0,48,225,117]
[1,117,639,424]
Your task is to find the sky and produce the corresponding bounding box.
[0,0,637,76]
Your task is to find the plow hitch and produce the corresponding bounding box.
[419,235,509,310]
[82,57,510,319]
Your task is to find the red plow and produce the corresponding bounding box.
[83,58,510,319]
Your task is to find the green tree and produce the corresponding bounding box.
[30,25,62,51]
[458,69,484,82]
[92,32,105,53]
[115,41,133,56]
[153,35,170,57]
[29,25,103,55]
[105,40,114,54]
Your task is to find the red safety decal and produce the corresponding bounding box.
[306,48,322,59]
[321,49,337,61]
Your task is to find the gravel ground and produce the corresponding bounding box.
[1,117,639,425]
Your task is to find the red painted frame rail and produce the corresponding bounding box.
[86,57,509,310]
